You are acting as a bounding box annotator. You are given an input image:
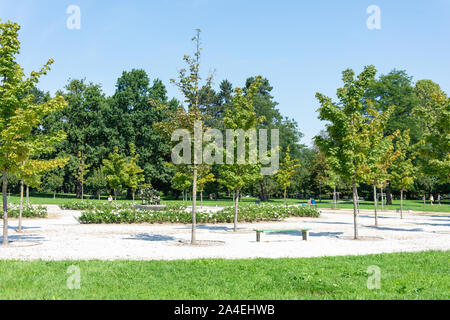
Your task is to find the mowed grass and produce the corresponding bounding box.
[3,193,450,213]
[0,251,448,300]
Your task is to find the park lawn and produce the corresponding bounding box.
[0,251,448,300]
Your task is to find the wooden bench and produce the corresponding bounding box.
[254,228,311,242]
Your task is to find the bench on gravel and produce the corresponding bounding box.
[254,228,311,242]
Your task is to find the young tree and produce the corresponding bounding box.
[124,143,145,201]
[87,167,107,200]
[17,158,67,232]
[102,147,128,200]
[363,105,399,226]
[155,29,213,244]
[275,146,300,206]
[171,171,192,203]
[390,130,416,218]
[77,151,90,200]
[315,66,377,240]
[197,167,215,208]
[0,21,68,244]
[42,170,65,199]
[218,78,264,232]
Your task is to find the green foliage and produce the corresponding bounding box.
[78,203,319,224]
[413,80,450,183]
[123,143,145,194]
[315,65,380,238]
[42,171,64,193]
[390,130,416,192]
[0,20,68,243]
[218,77,264,193]
[2,205,47,218]
[102,147,128,197]
[87,167,107,198]
[276,146,301,204]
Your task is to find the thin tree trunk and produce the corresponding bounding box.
[53,191,56,199]
[191,167,198,244]
[234,189,240,232]
[400,189,404,219]
[386,182,392,205]
[81,181,84,200]
[19,180,24,233]
[381,187,384,211]
[201,192,203,208]
[284,188,287,207]
[333,186,337,209]
[2,170,8,246]
[26,185,29,205]
[373,184,378,227]
[352,180,359,240]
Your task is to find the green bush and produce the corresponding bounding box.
[60,201,134,211]
[1,205,47,219]
[78,204,320,224]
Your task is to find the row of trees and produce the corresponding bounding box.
[1,21,448,246]
[315,66,449,239]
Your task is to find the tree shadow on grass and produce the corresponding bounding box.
[123,233,177,242]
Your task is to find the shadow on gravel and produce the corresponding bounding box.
[410,222,450,227]
[307,221,351,225]
[265,230,343,238]
[366,226,424,232]
[8,234,45,242]
[124,233,177,242]
[175,225,246,232]
[8,225,41,232]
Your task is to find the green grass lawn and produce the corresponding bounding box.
[3,193,450,213]
[0,251,448,300]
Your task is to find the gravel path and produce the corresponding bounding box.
[0,205,449,261]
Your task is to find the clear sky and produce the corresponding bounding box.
[1,0,449,145]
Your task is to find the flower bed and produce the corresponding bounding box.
[1,205,48,219]
[78,204,319,224]
[59,201,108,211]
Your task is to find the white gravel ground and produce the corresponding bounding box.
[0,205,449,261]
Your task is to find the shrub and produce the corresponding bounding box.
[1,205,47,219]
[59,201,133,211]
[78,204,319,224]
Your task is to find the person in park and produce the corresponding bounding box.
[308,198,317,209]
[430,194,434,206]
[108,195,113,203]
[437,194,442,206]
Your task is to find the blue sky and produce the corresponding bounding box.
[1,0,449,145]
